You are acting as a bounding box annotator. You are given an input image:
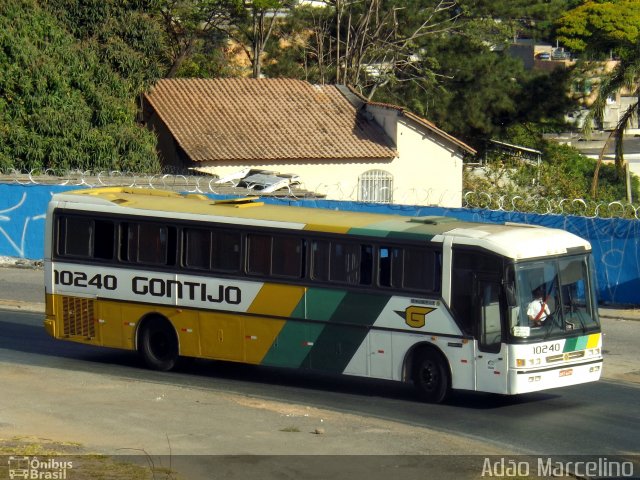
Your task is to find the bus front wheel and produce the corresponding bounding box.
[412,348,450,403]
[139,317,179,372]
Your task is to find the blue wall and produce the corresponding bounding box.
[1,184,637,305]
[0,184,76,260]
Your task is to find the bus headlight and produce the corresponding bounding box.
[515,358,541,367]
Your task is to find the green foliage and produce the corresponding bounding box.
[0,0,160,172]
[465,125,640,205]
[556,0,640,194]
[46,0,167,87]
[261,4,334,82]
[459,0,581,40]
[174,51,243,78]
[373,37,526,144]
[556,0,640,56]
[153,0,244,77]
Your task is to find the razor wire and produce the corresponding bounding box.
[462,190,640,219]
[0,168,327,200]
[2,168,640,219]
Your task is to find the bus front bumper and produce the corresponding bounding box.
[509,359,603,394]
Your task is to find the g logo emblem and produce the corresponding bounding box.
[404,306,434,328]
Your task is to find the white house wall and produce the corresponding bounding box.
[197,108,463,207]
[365,104,463,207]
[392,115,462,207]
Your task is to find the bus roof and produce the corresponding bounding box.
[52,187,591,260]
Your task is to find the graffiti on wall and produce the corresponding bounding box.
[0,185,76,260]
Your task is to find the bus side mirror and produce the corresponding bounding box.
[504,282,517,307]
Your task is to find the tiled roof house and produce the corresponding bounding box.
[142,78,476,207]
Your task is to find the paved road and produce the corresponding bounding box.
[2,310,639,455]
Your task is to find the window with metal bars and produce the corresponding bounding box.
[358,169,393,203]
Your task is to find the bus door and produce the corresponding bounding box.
[473,275,507,394]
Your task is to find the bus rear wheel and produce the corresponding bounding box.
[412,349,450,403]
[139,317,179,372]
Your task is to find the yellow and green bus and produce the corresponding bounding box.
[44,187,603,402]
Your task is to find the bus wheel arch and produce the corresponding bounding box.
[136,314,180,372]
[405,343,451,403]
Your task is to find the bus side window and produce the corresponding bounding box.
[94,220,115,260]
[212,231,241,272]
[311,240,330,281]
[57,216,114,260]
[378,246,439,293]
[184,228,212,270]
[247,234,271,276]
[272,236,305,278]
[360,245,373,285]
[121,222,175,266]
[330,242,360,284]
[312,240,371,285]
[404,247,436,292]
[60,216,93,257]
[379,247,392,287]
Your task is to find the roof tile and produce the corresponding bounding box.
[144,78,397,162]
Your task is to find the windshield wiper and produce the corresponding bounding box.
[562,284,588,334]
[568,302,588,333]
[543,301,562,341]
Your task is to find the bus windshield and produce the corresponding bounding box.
[508,255,600,340]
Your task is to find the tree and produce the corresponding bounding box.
[45,0,167,89]
[229,0,295,78]
[0,0,160,172]
[333,0,463,99]
[556,0,640,199]
[426,39,523,141]
[461,0,581,40]
[373,35,533,146]
[154,0,244,77]
[464,124,639,207]
[267,1,463,96]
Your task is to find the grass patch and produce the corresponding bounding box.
[0,436,179,479]
[279,426,301,433]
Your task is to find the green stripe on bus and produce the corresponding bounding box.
[303,289,347,320]
[304,292,391,373]
[306,323,369,372]
[261,288,347,368]
[563,336,589,352]
[563,337,578,352]
[386,228,437,241]
[348,220,417,238]
[261,320,325,368]
[328,291,391,325]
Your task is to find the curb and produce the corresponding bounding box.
[598,310,640,322]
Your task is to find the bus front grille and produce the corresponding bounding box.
[546,351,585,363]
[62,296,96,338]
